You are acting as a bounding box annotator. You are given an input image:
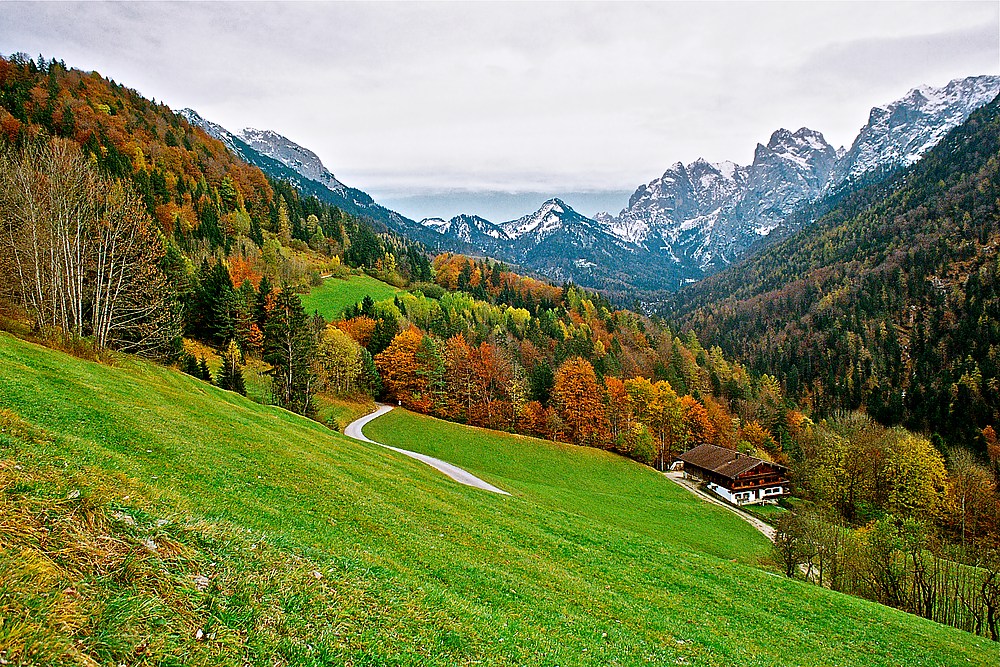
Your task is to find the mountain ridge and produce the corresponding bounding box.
[180,108,469,252]
[429,75,999,292]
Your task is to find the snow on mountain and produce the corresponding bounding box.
[592,75,999,281]
[420,217,450,233]
[829,75,1000,187]
[180,111,347,194]
[501,198,584,240]
[238,127,346,195]
[419,214,510,246]
[179,108,248,160]
[730,127,837,240]
[185,74,1000,294]
[180,109,463,251]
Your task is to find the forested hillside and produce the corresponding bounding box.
[664,93,1000,453]
[0,53,791,464]
[0,53,431,368]
[4,52,1000,642]
[0,53,432,318]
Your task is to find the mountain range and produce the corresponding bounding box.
[661,90,1000,446]
[184,75,1000,294]
[426,75,1000,289]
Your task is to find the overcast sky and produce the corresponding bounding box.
[2,1,998,220]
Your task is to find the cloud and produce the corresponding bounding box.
[1,1,997,221]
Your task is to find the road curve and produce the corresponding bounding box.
[344,405,510,496]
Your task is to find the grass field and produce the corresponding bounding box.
[0,333,997,666]
[314,392,375,431]
[301,273,402,320]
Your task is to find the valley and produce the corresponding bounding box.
[2,332,996,666]
[2,23,1000,665]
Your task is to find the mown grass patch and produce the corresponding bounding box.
[0,333,996,666]
[314,393,375,431]
[365,409,769,565]
[301,273,402,321]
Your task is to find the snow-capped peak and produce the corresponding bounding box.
[236,127,344,192]
[498,198,601,240]
[830,74,1000,186]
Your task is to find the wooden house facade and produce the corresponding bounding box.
[677,444,789,506]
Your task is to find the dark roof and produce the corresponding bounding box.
[678,444,787,479]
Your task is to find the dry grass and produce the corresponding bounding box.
[0,409,337,667]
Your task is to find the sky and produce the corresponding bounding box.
[2,1,998,221]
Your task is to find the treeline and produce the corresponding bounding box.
[663,93,1000,456]
[314,253,798,470]
[773,413,1000,639]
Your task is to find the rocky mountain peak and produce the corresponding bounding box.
[829,74,1000,187]
[237,127,344,193]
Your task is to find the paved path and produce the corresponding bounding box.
[344,405,510,496]
[664,471,775,541]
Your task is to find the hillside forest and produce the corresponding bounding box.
[2,53,1000,640]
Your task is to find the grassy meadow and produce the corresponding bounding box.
[301,273,402,320]
[0,332,997,666]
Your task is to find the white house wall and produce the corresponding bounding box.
[706,482,785,506]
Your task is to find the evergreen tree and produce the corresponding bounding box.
[263,286,316,415]
[358,348,383,398]
[255,275,273,328]
[182,353,200,377]
[217,340,247,395]
[198,355,213,383]
[367,317,398,357]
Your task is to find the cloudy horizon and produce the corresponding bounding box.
[2,1,997,221]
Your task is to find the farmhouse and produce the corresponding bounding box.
[677,444,789,506]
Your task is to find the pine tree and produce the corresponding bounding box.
[182,353,200,377]
[367,317,397,356]
[217,340,247,395]
[198,355,213,383]
[358,348,382,398]
[255,275,273,328]
[263,286,316,414]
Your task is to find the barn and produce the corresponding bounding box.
[677,444,789,506]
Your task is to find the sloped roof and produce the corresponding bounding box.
[678,444,786,479]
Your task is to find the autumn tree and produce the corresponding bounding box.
[946,448,997,548]
[443,333,476,421]
[604,376,630,443]
[552,357,608,448]
[217,339,247,395]
[374,328,426,409]
[0,138,179,358]
[985,425,1000,482]
[740,421,777,455]
[681,395,716,449]
[316,325,363,395]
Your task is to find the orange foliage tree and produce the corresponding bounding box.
[337,316,377,348]
[374,328,425,409]
[680,395,716,449]
[553,357,609,448]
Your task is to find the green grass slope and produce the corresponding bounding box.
[364,410,768,564]
[0,333,996,666]
[301,273,402,320]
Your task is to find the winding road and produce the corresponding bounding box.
[344,405,510,495]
